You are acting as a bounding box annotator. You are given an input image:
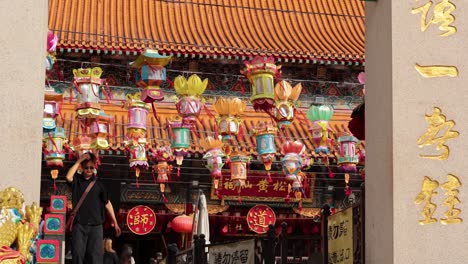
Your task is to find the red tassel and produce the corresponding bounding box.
[151,103,160,122]
[162,193,168,203]
[328,168,335,178]
[152,172,157,184]
[267,172,272,183]
[177,166,180,177]
[166,77,174,88]
[238,196,242,204]
[345,186,352,196]
[53,180,57,191]
[203,104,215,118]
[136,179,140,189]
[285,194,290,203]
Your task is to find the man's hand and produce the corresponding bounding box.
[78,153,91,162]
[114,223,122,237]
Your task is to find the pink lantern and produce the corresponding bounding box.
[153,147,174,202]
[337,133,360,172]
[173,74,207,124]
[90,113,113,150]
[126,93,150,139]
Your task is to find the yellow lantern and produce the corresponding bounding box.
[213,98,246,142]
[241,56,282,112]
[274,80,302,129]
[174,74,208,124]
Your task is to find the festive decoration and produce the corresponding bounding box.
[49,196,67,213]
[36,240,60,263]
[125,93,151,186]
[174,74,208,124]
[241,56,281,112]
[200,137,225,198]
[90,112,112,150]
[73,67,106,119]
[281,141,306,203]
[167,118,191,176]
[337,133,360,172]
[253,122,277,183]
[43,214,64,235]
[273,80,302,128]
[131,49,172,103]
[153,147,174,203]
[46,30,58,71]
[0,187,43,263]
[306,104,334,154]
[43,90,66,187]
[213,97,246,142]
[126,206,156,235]
[246,205,276,234]
[171,214,193,233]
[126,93,150,139]
[229,151,250,199]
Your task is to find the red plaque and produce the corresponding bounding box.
[126,205,156,235]
[246,205,276,234]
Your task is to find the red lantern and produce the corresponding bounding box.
[171,214,193,233]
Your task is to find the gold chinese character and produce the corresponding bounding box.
[415,64,458,78]
[273,180,286,191]
[254,210,268,228]
[415,176,439,225]
[412,0,457,37]
[440,174,462,224]
[244,181,253,189]
[417,107,459,160]
[257,179,269,193]
[224,181,235,190]
[236,224,243,231]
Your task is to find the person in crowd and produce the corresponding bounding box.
[66,152,121,264]
[103,238,120,264]
[119,244,136,264]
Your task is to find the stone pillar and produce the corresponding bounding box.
[0,1,48,204]
[366,1,467,263]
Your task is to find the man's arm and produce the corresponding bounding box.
[105,201,121,237]
[66,153,88,182]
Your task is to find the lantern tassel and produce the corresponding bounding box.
[177,166,180,177]
[53,180,57,191]
[328,168,335,178]
[151,103,160,122]
[135,178,140,189]
[238,195,242,204]
[162,193,168,203]
[298,200,303,211]
[267,172,272,183]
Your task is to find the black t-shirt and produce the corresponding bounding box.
[103,252,119,264]
[71,173,109,225]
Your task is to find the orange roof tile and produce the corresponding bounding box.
[48,0,365,62]
[58,102,354,157]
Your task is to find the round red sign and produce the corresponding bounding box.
[126,205,156,235]
[246,204,276,234]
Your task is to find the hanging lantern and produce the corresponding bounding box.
[174,74,208,124]
[131,49,172,103]
[306,105,334,154]
[200,137,225,198]
[46,31,58,71]
[273,80,302,129]
[337,133,359,172]
[126,93,150,139]
[43,90,63,133]
[167,119,191,176]
[253,122,277,183]
[90,112,112,150]
[241,56,281,112]
[153,146,174,203]
[43,127,66,190]
[73,67,104,119]
[213,98,246,142]
[126,138,149,188]
[281,141,305,182]
[230,151,250,195]
[171,214,193,233]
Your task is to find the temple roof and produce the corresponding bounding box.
[48,0,365,63]
[59,102,353,157]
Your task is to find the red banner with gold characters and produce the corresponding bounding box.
[211,170,315,202]
[126,205,156,235]
[247,205,276,234]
